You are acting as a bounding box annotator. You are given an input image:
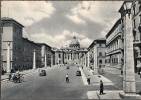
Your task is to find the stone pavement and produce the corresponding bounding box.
[87,90,123,99]
[103,66,141,93]
[79,66,124,99]
[80,66,114,86]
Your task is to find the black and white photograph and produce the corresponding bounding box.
[0,0,141,100]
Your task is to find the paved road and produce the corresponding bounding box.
[3,65,140,100]
[1,65,89,100]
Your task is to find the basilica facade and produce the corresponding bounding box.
[52,36,87,65]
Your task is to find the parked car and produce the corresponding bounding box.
[66,66,70,69]
[39,70,46,76]
[76,71,81,76]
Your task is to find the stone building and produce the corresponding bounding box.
[1,17,52,73]
[53,36,87,66]
[37,43,52,67]
[1,17,24,72]
[88,38,106,73]
[87,41,94,69]
[105,19,124,73]
[22,38,41,70]
[118,1,141,73]
[131,1,141,72]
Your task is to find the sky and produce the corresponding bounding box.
[1,1,123,48]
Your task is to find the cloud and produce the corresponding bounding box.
[80,38,93,48]
[1,1,55,26]
[1,1,123,48]
[68,1,123,35]
[30,29,91,48]
[71,1,123,23]
[66,14,86,24]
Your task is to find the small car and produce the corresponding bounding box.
[66,66,70,69]
[39,70,46,76]
[76,71,81,76]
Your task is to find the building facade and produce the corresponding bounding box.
[131,1,141,72]
[87,39,106,73]
[53,36,87,66]
[37,43,52,67]
[1,17,52,74]
[105,19,124,72]
[118,1,141,73]
[22,38,41,70]
[1,17,24,72]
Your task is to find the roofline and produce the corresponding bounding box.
[106,18,121,38]
[1,17,24,27]
[88,38,106,50]
[22,38,40,46]
[36,43,52,48]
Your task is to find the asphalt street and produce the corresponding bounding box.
[1,65,89,100]
[2,65,140,100]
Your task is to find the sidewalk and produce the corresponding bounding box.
[103,67,141,93]
[80,66,114,86]
[87,90,123,99]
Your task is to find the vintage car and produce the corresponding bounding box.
[76,70,81,76]
[39,70,46,76]
[66,66,70,69]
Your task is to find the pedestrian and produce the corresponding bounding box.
[66,74,69,83]
[121,70,123,75]
[99,80,104,95]
[140,71,141,78]
[9,73,12,81]
[87,75,90,85]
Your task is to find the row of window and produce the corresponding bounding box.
[107,39,121,52]
[105,58,119,64]
[99,52,106,57]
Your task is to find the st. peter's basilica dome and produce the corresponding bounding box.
[69,36,80,49]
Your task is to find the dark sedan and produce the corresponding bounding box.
[76,71,81,76]
[39,70,46,76]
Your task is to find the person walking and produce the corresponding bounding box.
[99,80,104,95]
[140,70,141,78]
[8,73,12,81]
[87,75,90,85]
[66,74,69,83]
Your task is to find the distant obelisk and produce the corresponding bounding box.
[33,49,36,69]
